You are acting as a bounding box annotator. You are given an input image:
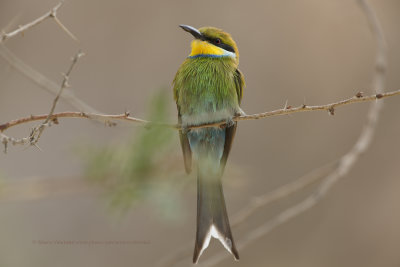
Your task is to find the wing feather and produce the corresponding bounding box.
[178,113,192,174]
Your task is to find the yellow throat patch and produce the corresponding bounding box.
[189,40,224,57]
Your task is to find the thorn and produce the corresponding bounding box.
[328,106,335,116]
[2,138,8,154]
[356,92,364,98]
[283,99,288,109]
[124,110,130,117]
[302,104,307,109]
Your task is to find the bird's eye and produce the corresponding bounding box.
[215,38,221,44]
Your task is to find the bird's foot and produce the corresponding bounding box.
[221,118,235,129]
[181,125,190,134]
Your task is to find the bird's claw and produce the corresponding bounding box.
[221,118,235,129]
[181,125,190,134]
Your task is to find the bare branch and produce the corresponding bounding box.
[1,89,399,135]
[52,16,79,42]
[190,89,399,130]
[0,132,30,153]
[29,51,84,145]
[0,50,84,150]
[0,112,150,133]
[0,2,93,114]
[0,1,77,43]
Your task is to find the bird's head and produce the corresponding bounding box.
[179,25,239,65]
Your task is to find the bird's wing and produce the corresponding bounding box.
[220,123,237,173]
[219,68,244,171]
[178,113,192,174]
[234,68,245,105]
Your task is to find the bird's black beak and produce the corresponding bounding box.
[179,24,204,40]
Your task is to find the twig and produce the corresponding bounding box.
[196,0,387,266]
[0,51,84,150]
[0,132,30,153]
[0,112,152,133]
[52,15,79,42]
[0,2,93,113]
[0,89,399,135]
[190,89,399,129]
[0,1,77,43]
[29,51,84,145]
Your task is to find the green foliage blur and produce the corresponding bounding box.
[83,90,186,217]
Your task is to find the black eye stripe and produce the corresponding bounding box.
[204,37,235,53]
[218,43,235,53]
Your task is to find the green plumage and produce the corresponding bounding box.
[174,57,243,120]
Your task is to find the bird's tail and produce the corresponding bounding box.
[193,167,239,263]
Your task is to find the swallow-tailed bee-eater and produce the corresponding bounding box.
[173,25,245,263]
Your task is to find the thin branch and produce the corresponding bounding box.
[0,132,29,153]
[191,89,399,129]
[197,0,387,266]
[0,1,77,43]
[1,89,399,134]
[29,51,84,145]
[0,112,150,133]
[52,15,79,42]
[0,50,84,150]
[0,2,94,114]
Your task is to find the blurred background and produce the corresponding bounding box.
[1,0,400,266]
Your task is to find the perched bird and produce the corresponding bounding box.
[173,25,245,263]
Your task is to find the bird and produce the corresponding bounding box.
[173,25,245,263]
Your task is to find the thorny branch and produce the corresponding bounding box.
[30,51,84,146]
[0,89,399,136]
[1,50,83,152]
[0,1,77,43]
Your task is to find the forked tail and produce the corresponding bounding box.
[193,169,239,263]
